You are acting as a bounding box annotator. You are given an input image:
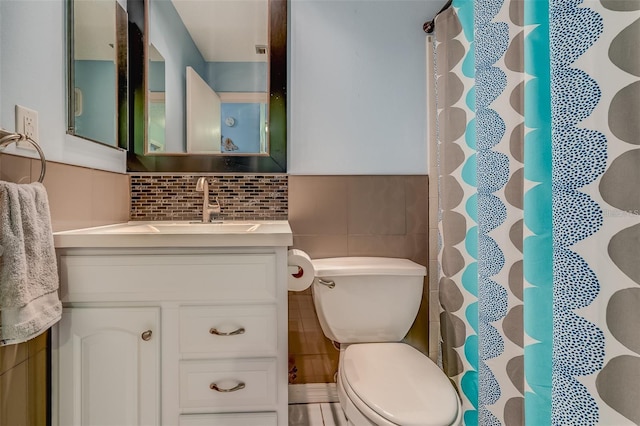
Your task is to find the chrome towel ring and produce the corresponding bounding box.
[0,131,46,183]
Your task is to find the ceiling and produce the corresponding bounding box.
[74,0,268,63]
[74,0,116,60]
[171,0,268,63]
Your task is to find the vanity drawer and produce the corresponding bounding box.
[180,359,277,411]
[179,412,277,426]
[59,253,276,303]
[180,305,277,357]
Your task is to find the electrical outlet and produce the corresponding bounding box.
[15,105,39,150]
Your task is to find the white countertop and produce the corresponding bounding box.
[54,221,293,248]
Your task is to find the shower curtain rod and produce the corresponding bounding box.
[423,0,453,33]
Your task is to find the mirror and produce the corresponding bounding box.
[148,44,166,152]
[148,0,268,156]
[67,0,128,149]
[126,0,287,173]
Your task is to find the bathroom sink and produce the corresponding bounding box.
[53,221,292,248]
[100,222,262,234]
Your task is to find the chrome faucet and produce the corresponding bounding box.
[195,177,221,222]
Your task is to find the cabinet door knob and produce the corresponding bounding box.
[209,327,245,336]
[210,381,246,393]
[141,330,153,341]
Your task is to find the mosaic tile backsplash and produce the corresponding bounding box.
[130,174,288,221]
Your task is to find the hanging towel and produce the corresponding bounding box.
[0,181,61,346]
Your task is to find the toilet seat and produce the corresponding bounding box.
[340,343,459,426]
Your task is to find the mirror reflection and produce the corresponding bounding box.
[148,44,166,152]
[67,0,286,172]
[147,0,269,155]
[69,0,127,148]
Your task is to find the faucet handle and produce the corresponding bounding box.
[210,197,221,213]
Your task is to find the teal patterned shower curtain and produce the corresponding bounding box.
[432,0,640,424]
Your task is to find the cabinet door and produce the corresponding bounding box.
[57,307,160,426]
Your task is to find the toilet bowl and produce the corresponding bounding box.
[311,257,461,426]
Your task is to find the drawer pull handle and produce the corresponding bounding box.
[209,327,245,336]
[141,330,152,341]
[210,382,246,393]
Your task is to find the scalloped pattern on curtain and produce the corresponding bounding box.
[432,0,639,424]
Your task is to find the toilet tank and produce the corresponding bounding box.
[311,257,426,344]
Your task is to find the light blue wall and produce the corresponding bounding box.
[74,60,116,146]
[148,61,166,92]
[221,103,262,153]
[289,0,438,175]
[0,1,125,173]
[149,0,206,152]
[0,0,440,175]
[206,62,268,93]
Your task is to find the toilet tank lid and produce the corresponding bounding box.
[311,257,426,277]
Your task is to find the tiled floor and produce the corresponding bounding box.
[289,403,348,426]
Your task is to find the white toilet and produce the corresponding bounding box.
[311,257,462,426]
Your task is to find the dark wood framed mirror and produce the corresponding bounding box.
[66,0,129,150]
[126,0,287,173]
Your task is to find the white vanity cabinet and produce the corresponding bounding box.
[57,307,161,426]
[53,222,292,426]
